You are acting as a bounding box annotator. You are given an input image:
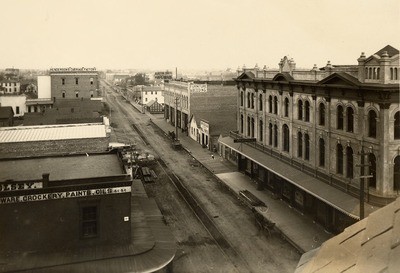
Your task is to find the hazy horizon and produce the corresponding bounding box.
[1,0,399,71]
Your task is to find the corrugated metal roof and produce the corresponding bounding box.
[0,123,106,143]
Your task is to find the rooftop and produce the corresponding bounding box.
[0,123,106,143]
[296,197,400,273]
[0,153,124,181]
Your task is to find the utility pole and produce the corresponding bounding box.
[356,148,373,220]
[175,97,179,140]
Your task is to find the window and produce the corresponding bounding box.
[259,120,263,142]
[337,105,344,130]
[304,134,310,161]
[62,91,65,98]
[394,112,400,139]
[273,96,278,114]
[273,124,278,147]
[368,110,377,138]
[251,118,255,137]
[269,95,272,113]
[284,97,289,117]
[145,91,148,95]
[155,91,157,95]
[319,103,325,126]
[81,206,97,238]
[259,94,263,111]
[298,100,303,120]
[240,114,244,134]
[268,123,273,145]
[151,91,153,95]
[305,101,310,122]
[75,78,79,85]
[251,93,255,109]
[62,78,65,85]
[75,91,79,98]
[394,156,400,192]
[346,147,354,179]
[369,153,377,188]
[16,106,20,114]
[145,98,147,102]
[297,132,303,158]
[240,92,244,106]
[319,138,325,167]
[247,116,251,136]
[90,78,94,85]
[90,91,94,98]
[346,107,354,133]
[283,124,289,152]
[337,144,343,174]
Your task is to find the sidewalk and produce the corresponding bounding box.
[130,101,332,253]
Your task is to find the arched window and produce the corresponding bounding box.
[319,103,325,126]
[268,95,273,113]
[346,147,353,179]
[284,97,289,117]
[274,96,278,114]
[368,110,377,138]
[247,116,251,136]
[365,67,369,79]
[240,114,244,134]
[297,132,303,158]
[305,101,310,122]
[251,93,255,109]
[373,68,376,79]
[304,134,310,161]
[268,123,273,146]
[377,68,380,80]
[259,94,263,111]
[319,138,325,167]
[391,68,394,80]
[369,153,377,188]
[394,112,400,139]
[247,93,250,108]
[283,124,289,152]
[396,68,399,80]
[298,100,303,120]
[240,91,244,106]
[273,124,278,147]
[259,120,263,141]
[251,118,255,138]
[337,144,343,174]
[346,107,354,133]
[62,91,66,98]
[337,105,344,130]
[394,156,400,192]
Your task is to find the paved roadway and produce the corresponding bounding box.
[102,81,300,273]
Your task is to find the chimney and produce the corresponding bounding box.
[42,173,50,187]
[357,52,367,82]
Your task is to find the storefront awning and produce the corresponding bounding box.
[219,136,377,219]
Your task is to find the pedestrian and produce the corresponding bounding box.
[211,154,214,159]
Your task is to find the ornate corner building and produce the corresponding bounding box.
[219,45,400,233]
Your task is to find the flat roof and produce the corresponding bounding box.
[219,136,377,219]
[0,123,106,143]
[0,154,125,181]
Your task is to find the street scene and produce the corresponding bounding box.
[0,1,399,273]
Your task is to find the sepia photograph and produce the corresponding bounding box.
[0,0,399,272]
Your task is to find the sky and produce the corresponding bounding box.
[1,0,399,71]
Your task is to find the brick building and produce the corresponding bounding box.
[219,45,400,233]
[50,67,99,99]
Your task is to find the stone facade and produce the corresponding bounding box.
[235,45,400,203]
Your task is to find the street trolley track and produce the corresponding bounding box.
[123,110,252,271]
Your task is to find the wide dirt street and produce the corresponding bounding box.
[103,81,300,273]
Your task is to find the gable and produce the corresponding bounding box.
[236,71,255,80]
[272,72,294,82]
[318,72,361,86]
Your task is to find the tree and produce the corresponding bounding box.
[134,73,146,86]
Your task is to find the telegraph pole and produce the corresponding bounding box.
[175,97,179,140]
[356,148,373,220]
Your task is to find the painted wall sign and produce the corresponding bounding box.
[0,182,43,192]
[189,83,207,93]
[0,186,131,205]
[200,120,209,134]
